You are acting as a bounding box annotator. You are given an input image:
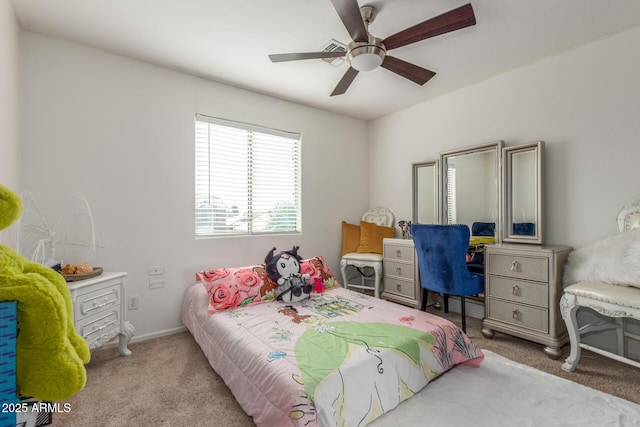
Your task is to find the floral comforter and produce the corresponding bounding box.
[182,284,483,427]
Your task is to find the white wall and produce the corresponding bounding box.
[0,0,20,245]
[19,32,369,339]
[17,22,640,342]
[369,25,640,250]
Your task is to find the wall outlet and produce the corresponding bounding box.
[128,296,139,310]
[148,265,164,275]
[149,279,165,289]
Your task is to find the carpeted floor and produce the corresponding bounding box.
[54,309,640,426]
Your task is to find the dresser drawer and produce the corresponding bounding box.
[383,260,414,281]
[75,284,120,321]
[77,308,121,346]
[487,298,548,333]
[486,276,548,308]
[383,277,416,299]
[384,243,414,263]
[487,253,548,282]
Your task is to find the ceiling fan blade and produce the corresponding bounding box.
[330,67,359,96]
[381,56,436,86]
[383,3,476,50]
[330,0,368,42]
[269,51,346,62]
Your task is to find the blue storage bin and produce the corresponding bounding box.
[0,301,17,427]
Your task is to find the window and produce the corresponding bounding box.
[195,114,301,237]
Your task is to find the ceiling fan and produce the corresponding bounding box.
[269,1,476,96]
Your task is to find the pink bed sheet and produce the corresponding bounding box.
[182,284,483,426]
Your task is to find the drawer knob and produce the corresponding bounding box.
[396,284,401,292]
[510,261,521,272]
[512,285,521,296]
[395,249,402,258]
[512,308,520,320]
[395,266,402,274]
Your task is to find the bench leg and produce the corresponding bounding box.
[340,259,349,290]
[560,293,581,372]
[372,262,382,299]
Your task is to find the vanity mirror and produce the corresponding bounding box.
[412,161,439,224]
[503,141,544,244]
[440,141,503,242]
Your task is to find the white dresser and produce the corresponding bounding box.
[67,271,134,356]
[382,238,422,308]
[481,244,572,358]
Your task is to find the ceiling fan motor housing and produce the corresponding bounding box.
[347,35,386,72]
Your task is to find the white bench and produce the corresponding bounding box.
[560,200,640,372]
[561,281,640,371]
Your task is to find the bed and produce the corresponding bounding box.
[181,257,484,427]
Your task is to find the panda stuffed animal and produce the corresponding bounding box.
[264,246,312,303]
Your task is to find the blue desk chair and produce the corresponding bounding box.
[513,222,535,236]
[411,224,485,333]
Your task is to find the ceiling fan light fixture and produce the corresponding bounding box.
[347,37,385,72]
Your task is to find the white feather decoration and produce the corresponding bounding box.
[15,191,100,266]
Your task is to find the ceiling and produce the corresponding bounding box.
[10,0,640,121]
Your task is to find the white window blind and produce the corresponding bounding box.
[447,165,457,224]
[195,114,301,236]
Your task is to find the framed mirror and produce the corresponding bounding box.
[412,160,439,224]
[503,141,544,244]
[440,141,503,242]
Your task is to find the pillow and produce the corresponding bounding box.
[341,221,361,255]
[300,256,340,290]
[196,265,277,315]
[357,221,395,254]
[563,229,640,287]
[196,256,340,314]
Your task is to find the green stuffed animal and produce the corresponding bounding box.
[0,183,90,401]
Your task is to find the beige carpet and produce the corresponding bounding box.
[54,310,640,426]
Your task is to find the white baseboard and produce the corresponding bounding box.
[441,297,485,319]
[130,326,187,343]
[98,326,187,350]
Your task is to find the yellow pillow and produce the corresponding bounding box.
[357,221,395,254]
[341,221,361,255]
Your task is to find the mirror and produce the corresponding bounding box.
[503,141,544,244]
[440,141,503,242]
[412,160,439,224]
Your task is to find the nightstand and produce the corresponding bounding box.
[481,244,572,358]
[67,272,134,356]
[382,238,422,308]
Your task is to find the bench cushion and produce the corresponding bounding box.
[564,281,640,311]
